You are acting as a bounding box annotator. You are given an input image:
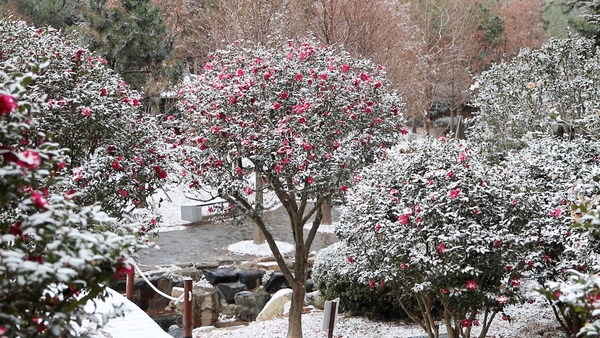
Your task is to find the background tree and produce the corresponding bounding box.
[176,40,406,338]
[76,0,178,101]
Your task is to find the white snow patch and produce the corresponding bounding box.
[228,240,294,257]
[303,222,338,234]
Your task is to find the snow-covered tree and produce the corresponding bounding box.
[332,137,556,338]
[0,18,174,231]
[469,37,600,155]
[176,39,406,338]
[0,64,140,338]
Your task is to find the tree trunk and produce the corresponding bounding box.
[254,171,265,244]
[288,237,307,338]
[321,202,332,225]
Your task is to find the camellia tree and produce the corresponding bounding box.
[469,37,600,155]
[0,18,174,230]
[176,39,406,338]
[332,137,559,338]
[0,66,139,337]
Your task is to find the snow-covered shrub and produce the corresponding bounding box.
[470,37,600,155]
[0,18,173,230]
[335,137,551,338]
[0,66,139,337]
[313,242,413,320]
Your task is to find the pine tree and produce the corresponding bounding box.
[77,0,176,94]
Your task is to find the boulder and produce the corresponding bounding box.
[264,272,290,293]
[134,275,174,312]
[305,280,315,293]
[172,285,219,328]
[237,269,265,290]
[304,291,325,310]
[150,311,182,332]
[234,291,271,321]
[255,289,293,322]
[195,261,219,270]
[180,267,202,282]
[216,282,247,304]
[203,268,237,285]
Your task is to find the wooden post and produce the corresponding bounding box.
[126,270,134,301]
[327,300,337,338]
[183,278,193,338]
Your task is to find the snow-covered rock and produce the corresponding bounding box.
[255,289,293,322]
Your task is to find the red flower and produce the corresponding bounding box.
[114,262,134,280]
[400,263,408,269]
[511,199,518,206]
[511,279,520,287]
[111,159,124,171]
[244,186,253,195]
[473,319,480,326]
[498,294,508,304]
[295,74,303,81]
[307,176,315,184]
[16,150,41,169]
[31,191,48,209]
[341,64,350,72]
[0,94,18,115]
[369,280,376,289]
[274,164,282,173]
[449,189,460,199]
[447,170,454,178]
[132,98,140,107]
[340,185,348,192]
[459,152,467,162]
[10,222,22,236]
[466,280,477,290]
[100,88,107,96]
[157,170,167,179]
[119,189,128,198]
[273,102,281,110]
[0,325,6,335]
[437,243,445,253]
[461,319,471,327]
[280,92,289,99]
[347,257,355,263]
[80,107,92,117]
[374,223,381,231]
[398,215,409,225]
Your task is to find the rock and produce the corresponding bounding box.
[238,261,258,269]
[150,311,182,332]
[203,267,238,285]
[264,272,290,293]
[172,285,219,328]
[180,267,202,281]
[305,280,315,293]
[221,303,240,317]
[175,262,194,268]
[257,261,280,271]
[195,261,219,270]
[168,325,184,338]
[134,275,174,312]
[234,291,271,321]
[305,291,325,310]
[217,282,247,304]
[255,289,293,322]
[218,258,235,266]
[237,269,265,290]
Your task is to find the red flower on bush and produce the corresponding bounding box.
[466,280,477,290]
[119,189,127,198]
[449,189,460,199]
[31,191,48,209]
[111,159,124,171]
[497,294,508,304]
[16,150,41,169]
[0,94,18,115]
[461,319,471,327]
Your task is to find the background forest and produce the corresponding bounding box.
[0,0,584,128]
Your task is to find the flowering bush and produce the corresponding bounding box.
[333,138,554,338]
[0,18,173,230]
[176,39,406,338]
[0,68,139,337]
[469,37,600,154]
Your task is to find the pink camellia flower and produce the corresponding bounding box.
[415,217,423,224]
[111,159,124,171]
[459,152,467,162]
[461,319,471,327]
[348,257,355,263]
[132,98,140,107]
[441,288,448,294]
[119,189,128,198]
[81,107,92,117]
[374,223,381,231]
[295,74,303,81]
[16,150,41,169]
[466,280,477,290]
[400,263,408,269]
[511,199,518,206]
[414,204,421,213]
[511,279,521,287]
[31,191,48,209]
[73,167,84,182]
[273,102,281,110]
[100,88,107,96]
[473,208,481,215]
[369,280,376,289]
[403,207,413,215]
[449,189,460,199]
[274,164,282,173]
[0,94,18,115]
[398,215,409,225]
[438,243,445,253]
[244,186,253,195]
[307,176,315,184]
[498,294,508,304]
[472,319,480,326]
[236,68,244,76]
[280,92,289,99]
[447,170,454,178]
[340,185,348,192]
[341,64,350,72]
[0,325,6,335]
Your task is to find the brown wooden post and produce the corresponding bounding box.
[183,278,193,338]
[327,300,337,338]
[126,270,134,301]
